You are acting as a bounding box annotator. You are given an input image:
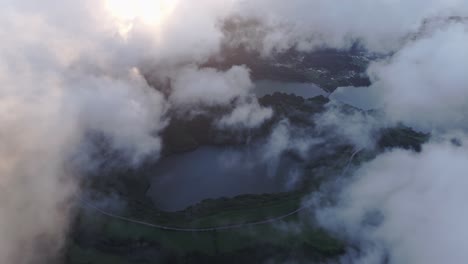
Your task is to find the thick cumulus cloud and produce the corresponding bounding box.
[368,22,468,131]
[232,0,468,54]
[4,0,468,263]
[0,77,79,264]
[0,4,167,264]
[169,65,273,128]
[170,65,252,108]
[218,98,273,129]
[309,8,468,264]
[316,139,468,264]
[120,0,273,129]
[122,0,237,65]
[0,1,269,262]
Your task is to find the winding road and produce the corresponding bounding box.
[79,148,362,232]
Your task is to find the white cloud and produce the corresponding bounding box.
[317,139,468,264]
[217,98,273,129]
[3,1,468,263]
[234,0,468,54]
[368,23,468,131]
[170,65,253,108]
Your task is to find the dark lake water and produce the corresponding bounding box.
[329,86,381,110]
[147,81,375,212]
[147,146,302,211]
[254,80,328,99]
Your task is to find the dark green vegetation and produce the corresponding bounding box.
[68,191,345,264]
[69,137,354,263]
[207,17,374,92]
[206,17,373,93]
[68,133,426,263]
[67,89,429,263]
[206,47,372,92]
[161,93,329,156]
[378,126,430,152]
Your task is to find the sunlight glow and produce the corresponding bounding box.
[105,0,178,37]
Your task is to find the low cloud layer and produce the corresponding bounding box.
[368,22,468,131]
[310,9,468,264]
[3,0,468,263]
[0,1,271,262]
[316,139,468,263]
[315,102,384,150]
[232,0,468,54]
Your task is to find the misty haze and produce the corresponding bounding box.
[1,1,467,264]
[147,146,302,211]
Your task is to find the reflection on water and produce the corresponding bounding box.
[147,146,301,211]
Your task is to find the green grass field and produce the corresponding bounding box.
[68,190,344,263]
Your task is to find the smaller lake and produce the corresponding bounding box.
[147,146,302,212]
[329,86,382,111]
[254,80,328,99]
